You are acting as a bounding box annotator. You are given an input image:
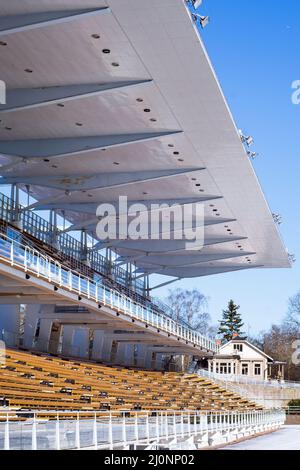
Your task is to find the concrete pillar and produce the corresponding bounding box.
[91,330,105,360]
[23,305,41,348]
[62,325,75,357]
[72,328,89,358]
[123,343,135,367]
[36,319,54,352]
[154,353,164,370]
[0,305,20,346]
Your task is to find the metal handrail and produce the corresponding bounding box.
[0,408,285,450]
[0,232,218,353]
[198,368,300,388]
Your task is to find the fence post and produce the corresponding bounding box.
[135,413,139,443]
[122,412,126,447]
[165,412,169,440]
[108,413,113,450]
[32,413,37,450]
[75,413,80,449]
[93,413,98,450]
[173,412,177,441]
[156,412,160,442]
[146,412,150,445]
[4,414,9,450]
[55,413,60,450]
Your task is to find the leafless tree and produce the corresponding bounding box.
[287,292,300,329]
[166,288,214,336]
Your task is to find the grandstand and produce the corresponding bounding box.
[0,0,290,450]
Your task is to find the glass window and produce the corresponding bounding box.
[242,363,248,375]
[234,344,243,352]
[254,364,261,376]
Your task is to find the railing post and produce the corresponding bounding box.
[93,413,98,450]
[32,413,37,450]
[10,241,14,266]
[135,413,139,444]
[156,412,160,442]
[173,412,177,441]
[146,412,150,445]
[122,412,126,447]
[165,412,169,440]
[75,413,80,449]
[4,414,10,450]
[188,411,191,436]
[181,411,184,438]
[108,412,113,450]
[55,413,60,450]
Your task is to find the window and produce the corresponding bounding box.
[254,364,261,376]
[234,343,243,352]
[242,363,248,375]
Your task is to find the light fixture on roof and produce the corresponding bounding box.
[247,151,258,160]
[192,0,203,8]
[288,253,296,264]
[239,130,254,147]
[192,13,210,29]
[272,213,283,225]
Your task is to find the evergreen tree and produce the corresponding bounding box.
[218,300,244,342]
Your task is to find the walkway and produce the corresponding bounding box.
[224,426,300,450]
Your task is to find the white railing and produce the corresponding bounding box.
[0,409,285,450]
[198,369,300,389]
[0,232,218,353]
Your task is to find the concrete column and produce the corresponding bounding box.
[23,305,41,348]
[154,353,164,370]
[91,330,105,360]
[72,328,89,358]
[36,319,54,352]
[62,325,75,357]
[0,305,20,346]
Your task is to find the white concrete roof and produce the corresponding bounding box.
[0,0,290,278]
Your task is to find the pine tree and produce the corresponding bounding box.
[218,300,244,342]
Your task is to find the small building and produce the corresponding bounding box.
[208,336,285,381]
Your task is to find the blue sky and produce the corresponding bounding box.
[155,0,300,335]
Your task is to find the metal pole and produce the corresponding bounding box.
[122,412,127,447]
[93,413,98,450]
[108,413,113,450]
[75,413,80,449]
[55,413,60,450]
[4,414,10,450]
[135,413,139,444]
[146,412,150,445]
[32,413,37,450]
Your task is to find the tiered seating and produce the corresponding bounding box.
[0,349,261,413]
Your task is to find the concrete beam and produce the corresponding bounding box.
[0,80,153,113]
[0,131,183,159]
[0,8,110,37]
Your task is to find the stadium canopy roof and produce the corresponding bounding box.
[0,0,290,278]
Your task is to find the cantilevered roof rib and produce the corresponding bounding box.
[0,132,183,159]
[0,8,110,36]
[0,0,290,278]
[0,81,153,113]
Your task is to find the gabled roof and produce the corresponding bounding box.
[220,339,274,362]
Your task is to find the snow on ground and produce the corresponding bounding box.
[224,426,300,450]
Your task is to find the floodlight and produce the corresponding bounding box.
[247,151,258,160]
[288,253,296,264]
[272,213,282,225]
[245,136,254,147]
[192,14,210,29]
[192,0,203,9]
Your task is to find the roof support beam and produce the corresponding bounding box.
[2,169,205,204]
[0,131,183,159]
[149,278,181,291]
[0,8,110,37]
[92,236,248,253]
[61,215,234,235]
[34,196,223,214]
[0,80,153,113]
[133,251,257,269]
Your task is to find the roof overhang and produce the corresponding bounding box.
[0,0,290,279]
